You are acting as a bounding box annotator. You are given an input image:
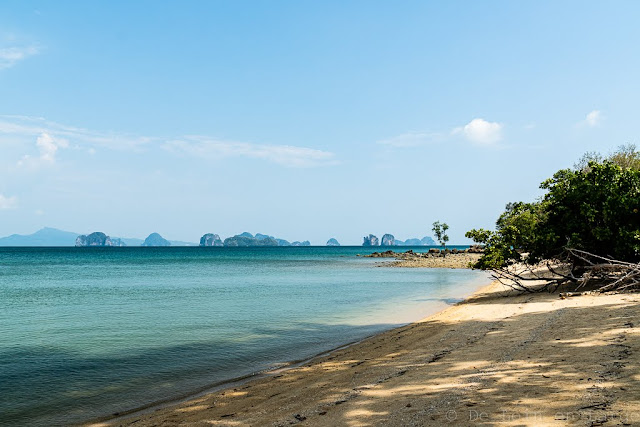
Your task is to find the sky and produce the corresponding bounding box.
[0,1,638,245]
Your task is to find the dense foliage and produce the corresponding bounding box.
[467,146,640,269]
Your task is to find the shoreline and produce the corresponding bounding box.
[89,277,495,427]
[86,275,492,426]
[95,276,640,426]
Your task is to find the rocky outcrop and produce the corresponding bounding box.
[75,232,115,247]
[381,234,395,246]
[223,232,309,247]
[109,238,127,247]
[397,236,437,246]
[326,238,340,246]
[200,233,223,247]
[142,233,171,247]
[363,234,380,246]
[224,234,279,247]
[256,233,291,246]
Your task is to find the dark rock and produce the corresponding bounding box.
[363,234,380,246]
[200,233,223,247]
[291,241,311,246]
[142,233,171,247]
[381,234,396,246]
[326,238,340,246]
[223,235,279,247]
[75,232,117,247]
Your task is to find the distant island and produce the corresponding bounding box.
[142,233,171,247]
[0,227,437,247]
[204,232,311,247]
[326,238,340,246]
[75,232,125,247]
[362,234,436,246]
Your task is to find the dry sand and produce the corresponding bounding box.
[96,281,640,427]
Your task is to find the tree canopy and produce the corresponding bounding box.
[466,145,640,270]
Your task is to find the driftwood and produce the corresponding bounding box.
[489,248,640,294]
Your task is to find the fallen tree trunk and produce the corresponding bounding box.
[489,249,640,294]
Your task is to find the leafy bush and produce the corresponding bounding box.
[467,146,640,269]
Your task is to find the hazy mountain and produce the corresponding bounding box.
[142,233,171,247]
[0,227,78,246]
[326,238,340,246]
[396,236,437,246]
[0,228,196,247]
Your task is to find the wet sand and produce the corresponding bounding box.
[95,278,640,426]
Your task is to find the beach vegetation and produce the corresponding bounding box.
[466,145,640,292]
[432,221,449,253]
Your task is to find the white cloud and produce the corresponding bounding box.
[17,132,69,169]
[0,115,151,151]
[165,137,337,168]
[454,118,503,145]
[584,110,602,127]
[377,132,441,148]
[0,194,17,210]
[0,115,337,168]
[0,46,39,70]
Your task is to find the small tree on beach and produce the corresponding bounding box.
[432,221,449,253]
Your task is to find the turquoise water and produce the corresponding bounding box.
[0,246,488,426]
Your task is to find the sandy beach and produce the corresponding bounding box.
[94,276,640,427]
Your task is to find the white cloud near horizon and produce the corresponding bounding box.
[0,194,17,210]
[0,45,39,70]
[164,137,337,168]
[0,115,337,168]
[454,118,503,145]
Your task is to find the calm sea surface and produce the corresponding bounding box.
[0,246,489,426]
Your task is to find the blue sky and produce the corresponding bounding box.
[0,1,638,244]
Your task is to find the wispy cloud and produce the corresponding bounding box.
[381,117,505,150]
[0,115,152,151]
[377,132,442,148]
[165,137,337,168]
[453,118,503,145]
[0,194,17,210]
[0,115,337,168]
[580,110,602,128]
[17,132,69,169]
[0,45,39,70]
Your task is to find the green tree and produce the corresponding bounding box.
[466,149,640,270]
[432,221,449,253]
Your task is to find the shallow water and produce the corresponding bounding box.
[0,246,488,426]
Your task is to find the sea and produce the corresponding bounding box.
[0,246,489,426]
